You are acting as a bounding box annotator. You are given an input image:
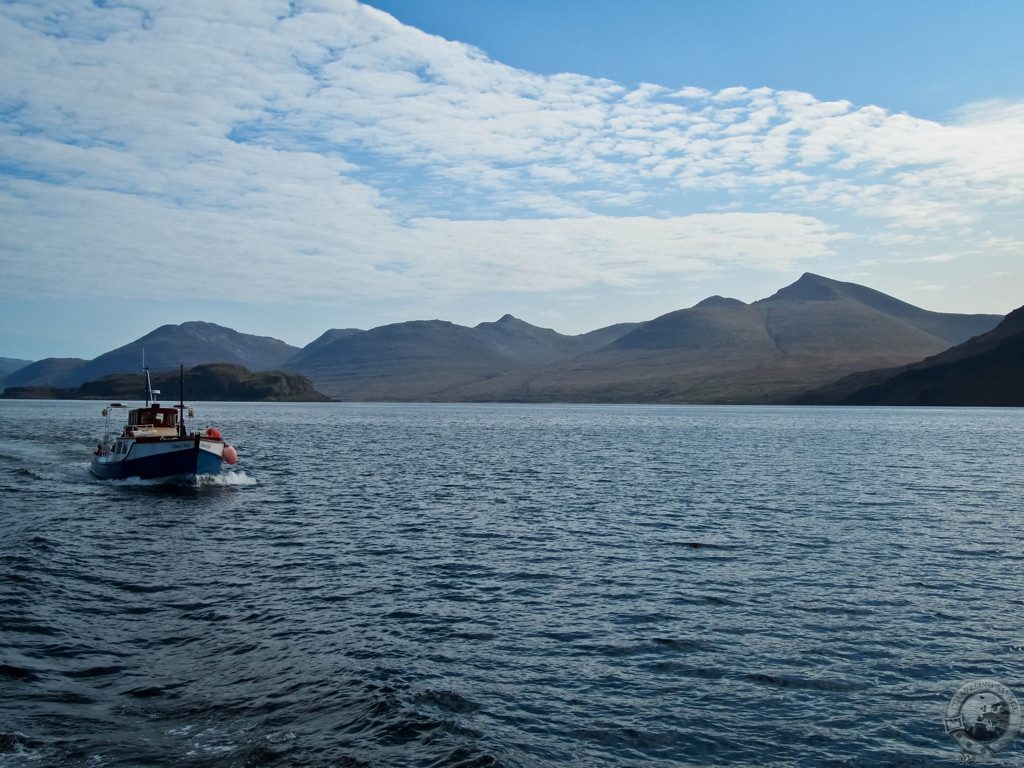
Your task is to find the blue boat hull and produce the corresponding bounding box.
[91,444,223,480]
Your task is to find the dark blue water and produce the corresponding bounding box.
[1,401,1023,766]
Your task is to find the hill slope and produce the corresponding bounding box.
[291,328,364,361]
[0,357,33,379]
[1,358,89,389]
[796,305,1024,406]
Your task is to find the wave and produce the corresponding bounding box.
[0,731,44,757]
[13,467,50,481]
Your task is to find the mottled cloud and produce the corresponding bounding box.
[1,0,1021,307]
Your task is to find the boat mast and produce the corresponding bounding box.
[177,364,186,438]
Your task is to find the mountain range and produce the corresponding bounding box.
[281,273,1000,402]
[284,315,644,400]
[0,274,1006,403]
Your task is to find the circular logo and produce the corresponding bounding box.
[944,679,1021,756]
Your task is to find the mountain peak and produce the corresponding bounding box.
[493,313,530,326]
[292,328,364,360]
[694,295,746,309]
[179,320,221,329]
[760,273,844,303]
[475,314,534,331]
[142,320,228,340]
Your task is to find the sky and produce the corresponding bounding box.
[1,0,1022,360]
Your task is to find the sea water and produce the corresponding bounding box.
[1,401,1022,766]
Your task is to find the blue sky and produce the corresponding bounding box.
[1,0,1023,360]
[369,0,1024,120]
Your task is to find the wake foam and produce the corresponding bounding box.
[107,470,257,488]
[198,470,258,487]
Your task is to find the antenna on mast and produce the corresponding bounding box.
[141,347,155,406]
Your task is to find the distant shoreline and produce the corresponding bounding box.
[2,397,1018,409]
[1,363,331,403]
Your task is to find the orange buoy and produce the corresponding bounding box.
[206,427,221,439]
[222,445,238,465]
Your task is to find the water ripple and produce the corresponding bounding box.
[1,401,1023,766]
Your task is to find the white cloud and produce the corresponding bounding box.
[0,171,837,301]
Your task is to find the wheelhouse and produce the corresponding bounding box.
[128,405,179,428]
[123,404,183,438]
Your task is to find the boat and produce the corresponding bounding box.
[90,364,238,481]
